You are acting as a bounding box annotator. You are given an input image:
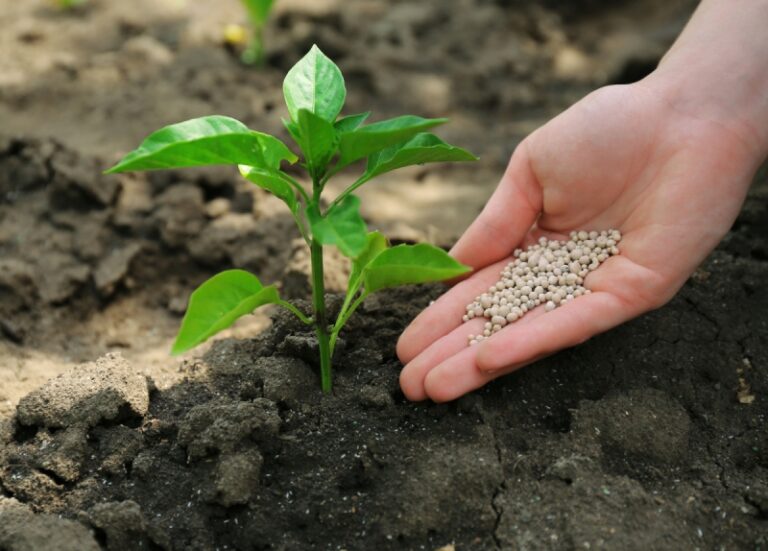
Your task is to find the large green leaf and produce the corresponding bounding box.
[241,0,275,25]
[239,165,298,213]
[283,45,346,123]
[172,270,280,355]
[349,231,389,290]
[334,112,370,133]
[294,109,338,176]
[363,244,471,293]
[106,116,296,173]
[307,195,367,257]
[365,133,477,179]
[334,116,447,171]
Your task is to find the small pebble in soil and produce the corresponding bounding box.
[463,229,621,345]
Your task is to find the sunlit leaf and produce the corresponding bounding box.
[363,243,470,293]
[334,115,447,172]
[172,270,280,355]
[365,133,476,180]
[349,231,389,291]
[334,112,371,133]
[106,116,296,173]
[283,44,346,123]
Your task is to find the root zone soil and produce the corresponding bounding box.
[1,185,768,548]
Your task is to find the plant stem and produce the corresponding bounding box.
[329,292,367,355]
[277,300,313,325]
[281,172,311,205]
[310,239,332,393]
[291,211,311,247]
[328,175,370,211]
[241,25,265,66]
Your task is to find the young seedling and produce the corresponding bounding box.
[106,45,477,392]
[226,0,276,65]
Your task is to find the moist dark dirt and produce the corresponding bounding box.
[2,0,768,549]
[1,173,768,548]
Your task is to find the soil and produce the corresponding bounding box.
[2,0,768,549]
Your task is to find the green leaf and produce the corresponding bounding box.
[283,45,346,123]
[294,109,338,175]
[106,116,297,174]
[334,112,370,133]
[337,133,477,198]
[350,231,389,290]
[172,270,280,355]
[241,0,275,26]
[363,243,471,293]
[365,133,477,180]
[307,195,367,257]
[239,165,298,213]
[335,116,448,172]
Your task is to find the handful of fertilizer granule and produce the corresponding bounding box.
[463,229,621,345]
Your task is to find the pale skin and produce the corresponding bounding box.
[398,0,768,402]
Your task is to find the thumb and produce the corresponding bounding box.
[450,142,542,270]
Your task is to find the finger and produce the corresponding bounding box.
[423,346,495,403]
[397,225,573,364]
[475,290,630,373]
[396,257,513,365]
[399,318,486,401]
[450,144,542,270]
[423,241,667,402]
[474,250,666,373]
[422,293,626,403]
[401,303,549,401]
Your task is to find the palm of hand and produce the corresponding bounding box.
[398,83,757,402]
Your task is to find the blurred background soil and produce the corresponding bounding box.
[0,0,701,413]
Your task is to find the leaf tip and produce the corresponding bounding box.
[103,164,123,175]
[169,341,188,356]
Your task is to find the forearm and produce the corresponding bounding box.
[645,0,768,160]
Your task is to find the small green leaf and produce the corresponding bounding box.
[241,0,275,26]
[294,109,338,176]
[363,244,471,293]
[350,231,389,289]
[307,195,367,257]
[283,45,346,123]
[334,112,371,133]
[106,116,296,174]
[172,270,280,355]
[335,115,448,172]
[239,165,298,213]
[365,133,477,180]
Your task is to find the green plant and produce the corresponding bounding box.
[52,0,86,9]
[106,45,476,392]
[239,0,275,65]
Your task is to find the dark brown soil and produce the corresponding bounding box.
[2,193,768,548]
[2,0,768,549]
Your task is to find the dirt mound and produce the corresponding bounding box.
[0,135,307,344]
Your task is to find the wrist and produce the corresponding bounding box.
[642,0,768,162]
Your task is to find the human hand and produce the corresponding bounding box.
[397,81,762,402]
